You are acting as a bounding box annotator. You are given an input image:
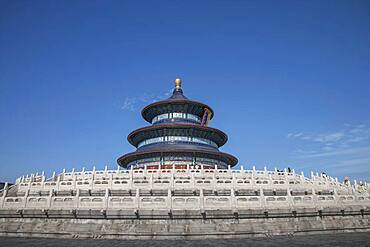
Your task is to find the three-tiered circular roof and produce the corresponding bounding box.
[117,78,238,168]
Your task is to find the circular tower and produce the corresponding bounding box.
[117,79,238,169]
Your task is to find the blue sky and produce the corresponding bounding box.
[0,0,370,182]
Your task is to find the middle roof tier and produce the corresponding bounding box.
[128,124,228,148]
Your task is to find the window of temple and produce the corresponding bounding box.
[138,136,217,148]
[152,112,201,124]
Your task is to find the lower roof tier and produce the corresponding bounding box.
[117,149,238,169]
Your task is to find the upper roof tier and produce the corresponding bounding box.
[141,79,214,124]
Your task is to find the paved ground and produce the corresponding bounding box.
[0,232,370,247]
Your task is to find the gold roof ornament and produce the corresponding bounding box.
[175,78,182,89]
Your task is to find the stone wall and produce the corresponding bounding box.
[1,167,369,239]
[0,213,369,240]
[2,167,370,212]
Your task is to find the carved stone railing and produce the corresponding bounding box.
[1,167,368,216]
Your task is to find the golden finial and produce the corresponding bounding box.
[175,78,182,89]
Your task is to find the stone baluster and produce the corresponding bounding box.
[191,171,195,189]
[109,171,113,188]
[76,189,80,209]
[129,167,134,186]
[333,187,339,206]
[350,181,356,194]
[1,183,8,208]
[105,188,109,210]
[150,172,153,191]
[72,169,77,190]
[231,188,237,212]
[48,188,54,209]
[287,185,293,210]
[81,167,85,182]
[136,188,140,210]
[28,174,33,191]
[56,172,61,191]
[232,171,236,188]
[167,189,172,211]
[24,188,30,208]
[311,187,317,208]
[260,187,265,210]
[91,166,96,190]
[200,189,204,212]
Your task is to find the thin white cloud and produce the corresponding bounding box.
[121,97,137,111]
[120,91,172,112]
[288,132,346,143]
[307,156,370,179]
[287,124,370,180]
[314,132,345,143]
[287,132,303,138]
[298,146,370,159]
[288,124,370,147]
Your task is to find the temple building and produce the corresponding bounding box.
[117,78,238,170]
[0,78,369,239]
